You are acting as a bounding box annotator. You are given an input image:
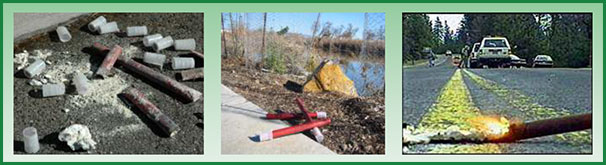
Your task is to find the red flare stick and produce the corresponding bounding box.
[273,119,331,138]
[295,98,313,122]
[259,119,331,141]
[265,112,326,120]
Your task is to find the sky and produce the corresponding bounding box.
[427,14,464,32]
[223,13,385,39]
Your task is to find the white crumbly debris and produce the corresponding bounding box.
[58,124,97,151]
[43,60,90,84]
[14,51,30,70]
[122,45,139,59]
[99,124,145,137]
[15,49,54,70]
[64,46,138,118]
[32,49,53,59]
[67,75,132,118]
[403,126,487,145]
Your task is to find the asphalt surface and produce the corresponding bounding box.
[403,56,592,154]
[402,55,454,125]
[14,13,204,154]
[468,68,592,114]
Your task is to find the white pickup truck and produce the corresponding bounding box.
[469,37,513,68]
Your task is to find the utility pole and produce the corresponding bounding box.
[261,13,267,68]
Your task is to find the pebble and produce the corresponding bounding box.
[45,60,52,65]
[63,108,70,113]
[67,61,72,65]
[44,74,52,79]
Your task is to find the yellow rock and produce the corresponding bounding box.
[303,60,358,97]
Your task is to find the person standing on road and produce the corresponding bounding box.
[428,53,435,67]
[461,45,470,68]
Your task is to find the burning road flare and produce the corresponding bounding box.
[404,113,592,144]
[469,116,510,141]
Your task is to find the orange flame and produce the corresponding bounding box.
[469,116,510,140]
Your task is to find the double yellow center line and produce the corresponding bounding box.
[415,69,591,153]
[417,69,502,153]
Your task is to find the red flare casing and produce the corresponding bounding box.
[265,112,320,120]
[271,119,331,139]
[295,98,313,122]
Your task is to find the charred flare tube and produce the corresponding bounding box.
[177,68,204,81]
[95,45,122,78]
[258,119,331,141]
[493,113,592,142]
[265,112,327,120]
[122,87,180,137]
[93,43,202,103]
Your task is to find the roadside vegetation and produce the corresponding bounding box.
[222,14,385,74]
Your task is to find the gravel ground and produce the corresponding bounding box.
[402,56,455,125]
[222,58,385,154]
[13,13,204,154]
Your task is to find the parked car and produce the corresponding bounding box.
[469,37,512,68]
[509,55,527,68]
[445,50,452,56]
[468,42,481,67]
[533,55,553,67]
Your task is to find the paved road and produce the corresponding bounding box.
[403,59,593,154]
[402,55,455,125]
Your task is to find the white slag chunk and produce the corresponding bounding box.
[58,124,97,151]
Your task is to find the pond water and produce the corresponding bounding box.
[340,60,385,97]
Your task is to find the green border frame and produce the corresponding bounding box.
[1,1,604,164]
